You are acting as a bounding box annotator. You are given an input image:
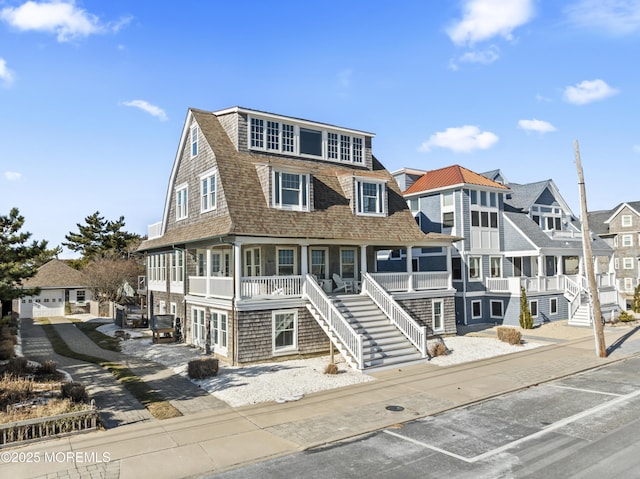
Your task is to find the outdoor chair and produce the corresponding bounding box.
[332,274,353,293]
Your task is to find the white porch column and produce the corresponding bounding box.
[360,245,368,274]
[206,249,212,297]
[557,255,564,275]
[406,245,414,292]
[233,243,242,298]
[301,244,308,276]
[538,254,544,277]
[446,245,452,288]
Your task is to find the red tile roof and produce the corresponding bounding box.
[403,165,510,195]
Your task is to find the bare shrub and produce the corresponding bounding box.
[0,339,14,360]
[324,363,339,375]
[429,342,448,357]
[61,382,88,403]
[497,326,522,345]
[6,357,30,376]
[188,358,219,379]
[39,360,58,375]
[0,374,33,407]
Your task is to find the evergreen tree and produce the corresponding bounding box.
[519,286,534,329]
[0,208,54,315]
[63,211,140,262]
[633,284,640,314]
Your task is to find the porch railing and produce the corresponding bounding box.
[189,276,233,298]
[369,271,450,292]
[362,273,427,358]
[303,275,364,369]
[240,275,303,299]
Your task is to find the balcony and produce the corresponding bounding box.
[369,272,451,292]
[486,273,617,295]
[147,222,162,240]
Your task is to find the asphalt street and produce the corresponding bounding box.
[210,356,640,479]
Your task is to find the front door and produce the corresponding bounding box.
[244,247,261,276]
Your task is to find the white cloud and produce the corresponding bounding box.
[450,45,500,69]
[518,119,557,133]
[419,125,499,153]
[447,0,535,46]
[563,79,619,105]
[4,171,22,181]
[565,0,640,34]
[0,58,15,86]
[0,1,130,42]
[122,100,168,121]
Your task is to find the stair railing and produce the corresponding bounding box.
[302,274,364,369]
[361,272,428,358]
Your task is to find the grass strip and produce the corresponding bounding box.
[69,320,122,352]
[37,318,182,420]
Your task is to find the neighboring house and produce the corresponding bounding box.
[137,106,460,370]
[14,259,91,319]
[391,164,620,327]
[589,202,640,308]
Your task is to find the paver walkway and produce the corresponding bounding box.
[20,317,230,429]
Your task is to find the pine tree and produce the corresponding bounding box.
[0,208,54,315]
[519,286,534,329]
[633,284,640,314]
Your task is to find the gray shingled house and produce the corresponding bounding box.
[138,107,460,370]
[391,165,621,327]
[15,259,91,318]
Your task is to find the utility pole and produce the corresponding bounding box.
[574,140,607,358]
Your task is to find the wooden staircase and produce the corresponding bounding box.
[329,294,424,369]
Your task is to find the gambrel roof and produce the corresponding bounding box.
[22,259,87,289]
[403,164,509,196]
[140,108,457,250]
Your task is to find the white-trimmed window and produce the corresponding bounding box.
[170,302,177,316]
[158,300,166,314]
[310,248,328,279]
[614,236,619,247]
[490,300,503,319]
[210,310,228,354]
[191,125,198,157]
[192,307,206,347]
[200,170,217,212]
[469,256,481,280]
[529,299,539,317]
[273,310,298,353]
[432,300,444,332]
[340,248,357,279]
[171,250,184,283]
[356,179,386,216]
[622,215,632,227]
[490,257,502,278]
[210,249,231,276]
[244,247,261,276]
[615,257,619,270]
[196,250,207,277]
[622,234,633,247]
[471,300,482,319]
[277,247,296,275]
[625,277,634,291]
[76,290,86,303]
[148,253,166,282]
[624,257,634,269]
[273,171,309,211]
[176,184,188,220]
[550,297,558,315]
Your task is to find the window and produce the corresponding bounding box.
[470,190,478,205]
[170,303,177,316]
[550,298,558,315]
[250,117,264,149]
[327,132,339,159]
[529,300,538,317]
[200,172,216,212]
[273,310,297,353]
[191,125,198,157]
[210,250,231,276]
[273,171,309,211]
[469,256,481,280]
[340,134,351,162]
[471,300,482,319]
[244,247,261,276]
[442,212,454,228]
[210,310,228,353]
[615,257,619,270]
[192,307,206,347]
[624,257,634,269]
[624,277,634,291]
[340,248,356,279]
[442,192,453,207]
[408,198,419,212]
[277,248,296,275]
[432,300,444,332]
[490,300,503,318]
[158,300,166,314]
[176,185,188,220]
[452,257,462,281]
[310,248,328,279]
[490,257,501,278]
[614,236,619,247]
[622,215,632,227]
[622,234,633,247]
[300,127,322,157]
[352,137,363,163]
[196,250,207,276]
[148,253,166,282]
[356,180,386,215]
[171,250,184,283]
[76,290,86,303]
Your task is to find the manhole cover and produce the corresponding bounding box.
[386,405,405,412]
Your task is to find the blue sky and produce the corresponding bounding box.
[1,0,639,257]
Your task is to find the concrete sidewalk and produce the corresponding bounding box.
[6,323,640,479]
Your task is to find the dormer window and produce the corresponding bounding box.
[356,179,386,216]
[248,115,364,165]
[273,171,310,211]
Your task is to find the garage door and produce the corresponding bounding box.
[20,291,65,318]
